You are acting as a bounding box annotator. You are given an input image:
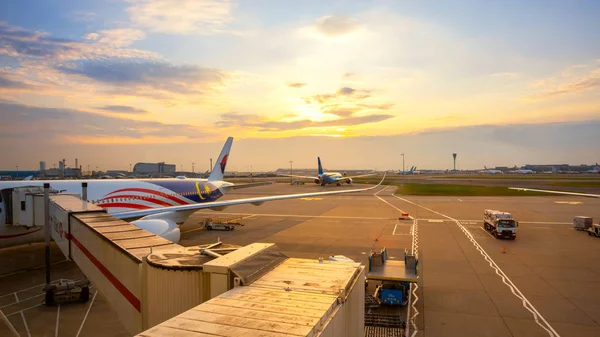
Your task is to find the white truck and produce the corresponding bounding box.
[484,209,518,239]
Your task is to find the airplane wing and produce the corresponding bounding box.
[227,181,274,190]
[278,174,320,180]
[508,187,600,198]
[114,174,386,220]
[333,173,378,181]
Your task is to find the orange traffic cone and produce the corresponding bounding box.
[501,247,507,254]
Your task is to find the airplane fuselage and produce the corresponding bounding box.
[0,178,231,228]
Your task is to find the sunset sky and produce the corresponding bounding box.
[1,0,599,171]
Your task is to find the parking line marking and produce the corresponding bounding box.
[21,311,31,337]
[393,195,561,337]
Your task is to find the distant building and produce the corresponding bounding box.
[133,162,176,174]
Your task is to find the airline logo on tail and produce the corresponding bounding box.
[220,154,229,174]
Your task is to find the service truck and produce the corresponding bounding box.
[484,209,518,239]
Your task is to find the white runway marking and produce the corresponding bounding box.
[406,218,420,337]
[55,304,60,337]
[21,311,31,337]
[76,290,98,337]
[0,308,19,337]
[197,211,393,221]
[416,218,571,225]
[393,195,561,337]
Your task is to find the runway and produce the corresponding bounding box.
[1,183,599,336]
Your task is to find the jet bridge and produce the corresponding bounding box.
[30,191,365,336]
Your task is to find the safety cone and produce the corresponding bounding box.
[501,247,506,254]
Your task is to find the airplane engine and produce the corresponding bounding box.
[315,179,321,184]
[131,218,180,243]
[346,178,352,184]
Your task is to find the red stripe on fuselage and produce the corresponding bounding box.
[99,195,172,207]
[99,203,152,210]
[67,233,141,312]
[105,188,188,205]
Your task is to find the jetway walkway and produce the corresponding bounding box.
[11,189,367,336]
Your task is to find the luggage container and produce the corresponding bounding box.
[573,216,593,231]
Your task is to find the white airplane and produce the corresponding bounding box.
[0,138,385,248]
[280,157,376,186]
[508,166,534,174]
[482,166,504,174]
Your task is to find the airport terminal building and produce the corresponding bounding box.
[133,162,176,174]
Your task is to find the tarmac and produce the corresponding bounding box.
[1,182,599,336]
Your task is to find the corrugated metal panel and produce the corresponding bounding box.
[143,261,205,328]
[141,244,241,330]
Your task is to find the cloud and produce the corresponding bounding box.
[57,59,226,94]
[0,22,159,63]
[86,29,146,47]
[95,105,148,114]
[321,108,358,117]
[529,66,600,100]
[0,22,73,57]
[0,100,210,143]
[314,16,360,37]
[0,74,28,89]
[215,112,394,131]
[358,103,394,110]
[126,0,233,35]
[287,82,307,88]
[303,87,371,104]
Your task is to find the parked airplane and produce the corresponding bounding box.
[0,138,385,248]
[398,166,417,175]
[280,157,376,186]
[584,164,600,174]
[508,166,534,174]
[482,166,504,174]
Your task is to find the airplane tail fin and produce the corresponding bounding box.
[208,137,233,182]
[484,166,488,170]
[318,157,324,175]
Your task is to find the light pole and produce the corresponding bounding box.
[289,161,293,184]
[129,163,132,172]
[192,162,195,173]
[16,165,19,178]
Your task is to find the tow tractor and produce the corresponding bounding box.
[200,217,244,231]
[44,280,90,306]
